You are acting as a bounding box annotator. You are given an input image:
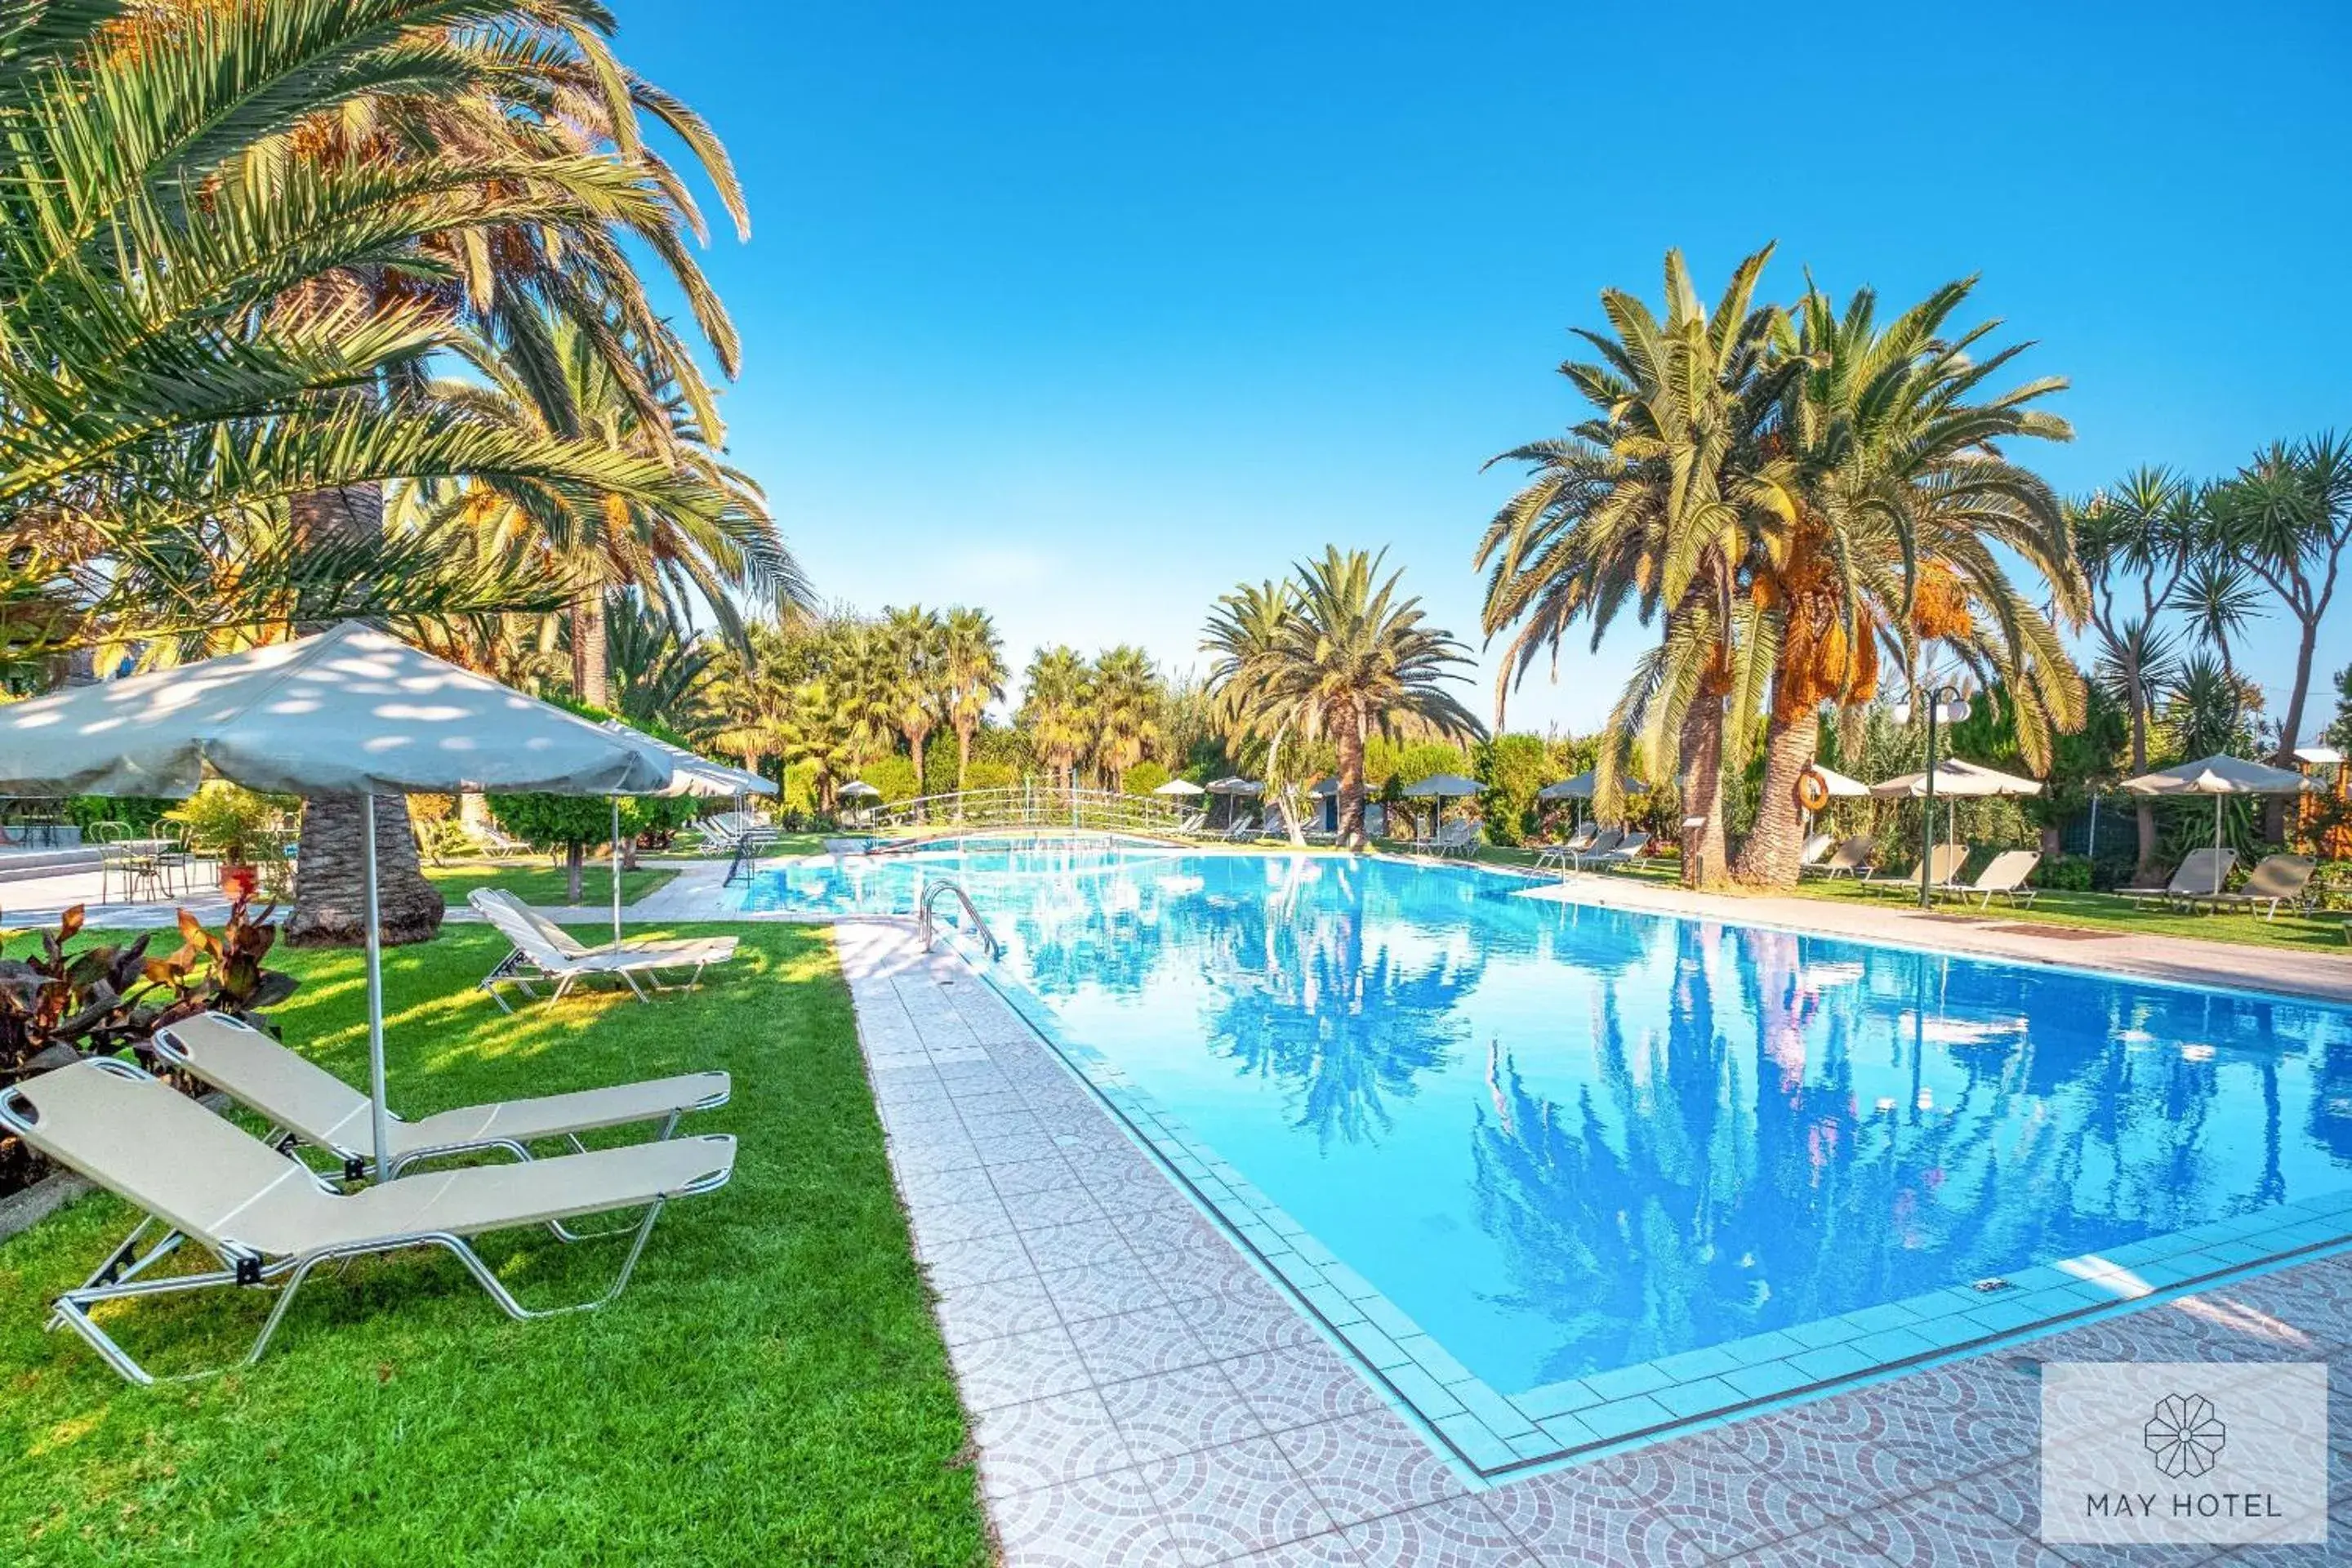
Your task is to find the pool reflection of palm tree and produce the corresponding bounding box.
[1209,898,1479,1150]
[1468,922,2298,1385]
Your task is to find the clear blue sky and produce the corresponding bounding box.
[612,1,2352,739]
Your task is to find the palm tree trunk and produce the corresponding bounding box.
[2130,684,2158,877]
[2269,616,2320,840]
[1677,695,1728,889]
[572,586,609,710]
[1733,709,1820,887]
[287,479,442,948]
[1334,710,1368,849]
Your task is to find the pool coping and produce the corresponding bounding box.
[920,856,2352,1483]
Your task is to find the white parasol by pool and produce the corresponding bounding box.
[2123,754,2314,893]
[0,622,673,1179]
[599,719,777,950]
[1151,778,1205,797]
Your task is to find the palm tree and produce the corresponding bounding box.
[1019,647,1089,798]
[2209,434,2352,835]
[1477,246,1792,886]
[1732,278,2084,886]
[1087,647,1165,790]
[880,606,948,805]
[1201,579,1299,829]
[1250,548,1483,849]
[603,589,718,733]
[431,310,803,710]
[0,1,759,947]
[2072,468,2200,875]
[942,608,1007,797]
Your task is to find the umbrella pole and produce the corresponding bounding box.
[611,797,624,951]
[2214,794,2225,895]
[363,795,390,1184]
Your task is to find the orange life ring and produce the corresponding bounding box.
[1795,768,1831,813]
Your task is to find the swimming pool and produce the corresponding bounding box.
[748,840,2352,1474]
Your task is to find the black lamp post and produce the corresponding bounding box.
[1894,682,1971,909]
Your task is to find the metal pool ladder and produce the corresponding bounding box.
[916,878,1002,960]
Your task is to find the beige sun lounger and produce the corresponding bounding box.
[1864,842,1967,896]
[2121,848,2237,910]
[1591,828,1650,870]
[1936,849,2041,909]
[1534,823,1600,871]
[0,1059,735,1385]
[150,1012,728,1179]
[468,889,737,1011]
[1807,835,1877,879]
[2185,853,2314,920]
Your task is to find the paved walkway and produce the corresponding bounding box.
[839,920,2352,1566]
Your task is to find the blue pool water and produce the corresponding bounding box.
[744,840,2352,1412]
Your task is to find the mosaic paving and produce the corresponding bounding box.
[838,920,2352,1566]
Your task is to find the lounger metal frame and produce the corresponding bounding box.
[475,944,719,1013]
[0,1061,728,1387]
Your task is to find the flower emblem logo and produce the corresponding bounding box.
[2145,1392,2227,1478]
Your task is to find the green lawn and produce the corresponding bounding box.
[424,862,678,906]
[0,924,986,1566]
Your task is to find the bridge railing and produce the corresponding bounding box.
[862,785,1200,837]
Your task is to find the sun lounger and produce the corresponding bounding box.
[2122,848,2237,911]
[1806,835,1877,879]
[2185,853,2314,920]
[1864,842,1966,897]
[1534,824,1601,872]
[1219,814,1258,842]
[472,889,737,969]
[1591,828,1650,870]
[150,1012,729,1178]
[1935,849,2041,909]
[1795,832,1837,872]
[468,890,737,1011]
[0,1058,735,1384]
[472,824,534,859]
[1561,826,1624,870]
[1410,820,1477,858]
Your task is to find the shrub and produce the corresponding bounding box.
[2033,853,2094,892]
[164,781,291,866]
[1121,760,1171,797]
[0,898,297,1196]
[1476,734,1549,848]
[485,793,613,902]
[66,795,172,837]
[858,755,917,804]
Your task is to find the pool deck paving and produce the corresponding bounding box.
[835,916,2352,1566]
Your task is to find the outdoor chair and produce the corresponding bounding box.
[473,824,532,859]
[1794,832,1837,872]
[468,890,738,1011]
[1534,823,1601,872]
[0,1058,735,1386]
[1220,813,1259,842]
[150,1012,730,1181]
[1565,826,1625,871]
[1591,828,1650,870]
[1935,849,2042,909]
[96,839,164,903]
[2185,854,2314,920]
[2122,848,2237,911]
[1864,842,1967,897]
[1806,835,1877,879]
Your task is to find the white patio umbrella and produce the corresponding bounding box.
[1871,759,2041,866]
[1151,778,1205,796]
[599,719,777,951]
[2123,754,2314,893]
[1204,777,1260,828]
[0,623,672,1179]
[1402,772,1482,831]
